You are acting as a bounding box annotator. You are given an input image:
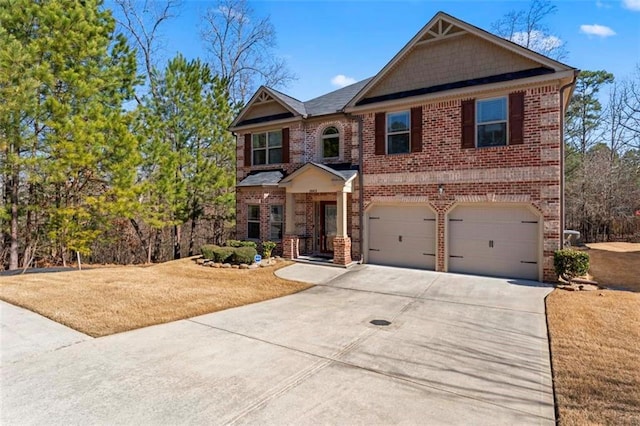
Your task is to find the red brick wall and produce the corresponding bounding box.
[235,83,563,281]
[357,84,562,281]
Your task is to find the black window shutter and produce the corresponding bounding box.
[282,128,290,163]
[411,106,423,153]
[509,92,525,145]
[244,133,252,166]
[375,112,386,155]
[461,99,475,149]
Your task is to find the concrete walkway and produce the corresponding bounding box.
[0,300,91,365]
[1,265,554,425]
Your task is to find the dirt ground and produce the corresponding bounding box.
[548,242,640,425]
[0,258,310,337]
[583,242,640,291]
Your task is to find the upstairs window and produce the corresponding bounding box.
[387,111,410,154]
[477,98,507,147]
[252,131,282,165]
[321,126,340,159]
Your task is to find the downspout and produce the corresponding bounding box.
[559,70,579,243]
[345,112,365,263]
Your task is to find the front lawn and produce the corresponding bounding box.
[547,242,640,425]
[0,258,310,337]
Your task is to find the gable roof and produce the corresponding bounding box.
[346,11,575,108]
[269,87,307,116]
[231,78,373,130]
[232,11,577,130]
[230,86,306,128]
[279,162,358,185]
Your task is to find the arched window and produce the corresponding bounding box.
[321,126,340,159]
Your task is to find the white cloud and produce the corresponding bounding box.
[510,30,563,53]
[596,0,611,8]
[622,0,640,10]
[331,74,356,88]
[580,24,617,37]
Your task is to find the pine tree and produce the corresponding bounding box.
[0,0,139,268]
[136,55,235,259]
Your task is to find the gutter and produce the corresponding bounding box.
[559,70,580,241]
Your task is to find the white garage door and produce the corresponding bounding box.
[368,205,436,270]
[448,205,540,280]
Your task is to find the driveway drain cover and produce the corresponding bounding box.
[370,319,391,326]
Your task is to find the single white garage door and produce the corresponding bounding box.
[368,205,436,270]
[448,205,540,280]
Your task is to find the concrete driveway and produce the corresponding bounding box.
[1,265,554,425]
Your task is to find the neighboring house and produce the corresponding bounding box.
[230,12,578,282]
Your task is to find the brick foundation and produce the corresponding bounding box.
[282,235,299,259]
[333,236,352,265]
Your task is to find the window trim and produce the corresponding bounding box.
[252,130,283,165]
[386,110,411,154]
[269,204,283,241]
[320,126,341,160]
[475,96,508,148]
[247,204,261,240]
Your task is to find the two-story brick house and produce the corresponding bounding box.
[230,12,578,282]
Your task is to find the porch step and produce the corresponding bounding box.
[294,256,357,269]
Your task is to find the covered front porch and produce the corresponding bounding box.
[279,163,357,266]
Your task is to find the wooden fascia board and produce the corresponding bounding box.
[229,116,302,133]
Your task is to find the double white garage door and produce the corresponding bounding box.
[367,204,540,280]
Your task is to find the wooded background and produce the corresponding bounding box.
[1,0,638,270]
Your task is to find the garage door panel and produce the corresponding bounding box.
[449,256,538,281]
[450,207,538,222]
[368,205,435,270]
[448,205,540,281]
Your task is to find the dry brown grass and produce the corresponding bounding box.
[0,258,310,337]
[547,290,640,425]
[583,243,640,292]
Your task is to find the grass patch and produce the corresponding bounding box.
[584,243,640,291]
[547,289,640,425]
[547,243,640,424]
[0,258,310,337]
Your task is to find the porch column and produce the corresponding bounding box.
[282,191,299,259]
[336,190,347,237]
[333,190,352,265]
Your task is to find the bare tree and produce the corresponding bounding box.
[621,65,640,148]
[492,0,568,60]
[112,0,182,100]
[201,0,296,104]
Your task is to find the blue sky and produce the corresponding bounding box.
[128,0,640,101]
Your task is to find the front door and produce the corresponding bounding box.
[319,201,337,254]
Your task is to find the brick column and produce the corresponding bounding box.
[282,235,299,259]
[333,236,352,265]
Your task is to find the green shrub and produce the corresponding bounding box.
[212,246,235,263]
[225,240,257,249]
[231,246,257,264]
[200,245,218,260]
[262,241,277,258]
[554,249,589,280]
